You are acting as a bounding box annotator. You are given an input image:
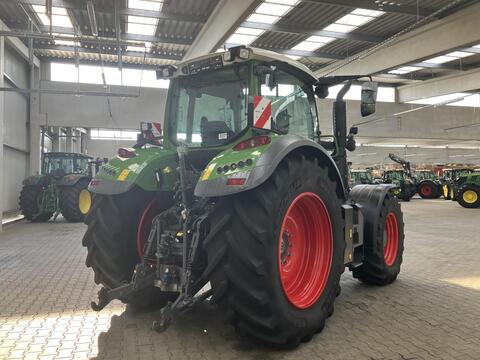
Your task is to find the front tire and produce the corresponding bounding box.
[19,185,53,222]
[353,194,404,285]
[82,188,175,307]
[457,185,480,208]
[204,155,344,347]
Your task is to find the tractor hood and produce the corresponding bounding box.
[89,146,177,195]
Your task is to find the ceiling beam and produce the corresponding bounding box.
[1,0,207,23]
[316,2,480,77]
[39,25,193,45]
[303,0,435,17]
[398,68,480,102]
[241,21,385,43]
[184,0,262,60]
[34,43,183,61]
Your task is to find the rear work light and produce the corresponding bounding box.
[233,136,271,151]
[118,148,136,158]
[227,178,246,186]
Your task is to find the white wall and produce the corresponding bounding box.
[2,45,29,213]
[85,138,136,159]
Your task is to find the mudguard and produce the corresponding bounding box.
[88,147,177,195]
[349,184,396,243]
[22,175,44,186]
[194,134,345,199]
[57,174,89,186]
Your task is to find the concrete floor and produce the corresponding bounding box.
[0,198,479,360]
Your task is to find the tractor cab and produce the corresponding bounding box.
[42,152,93,178]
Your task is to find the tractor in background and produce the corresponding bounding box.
[451,171,480,208]
[383,154,416,201]
[441,167,474,200]
[83,46,405,348]
[349,169,376,187]
[414,170,442,199]
[19,152,101,222]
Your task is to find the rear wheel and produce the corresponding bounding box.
[353,195,404,285]
[60,179,91,222]
[418,182,438,199]
[19,185,53,222]
[457,185,480,208]
[82,188,176,307]
[204,155,344,347]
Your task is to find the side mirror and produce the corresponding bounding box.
[360,81,378,117]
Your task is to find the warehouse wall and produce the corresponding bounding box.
[38,81,167,129]
[85,138,135,159]
[2,44,29,213]
[35,78,480,166]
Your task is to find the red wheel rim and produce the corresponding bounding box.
[136,200,160,261]
[383,212,399,266]
[278,192,333,309]
[420,184,432,196]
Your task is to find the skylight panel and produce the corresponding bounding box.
[406,93,469,105]
[247,13,280,24]
[271,0,298,5]
[323,23,356,33]
[388,66,422,75]
[335,14,373,27]
[32,5,73,27]
[227,33,258,45]
[256,2,292,16]
[128,15,158,35]
[446,51,472,58]
[307,35,335,43]
[128,0,163,11]
[292,41,324,52]
[351,8,384,17]
[235,27,264,36]
[426,55,457,64]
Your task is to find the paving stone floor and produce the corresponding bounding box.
[0,198,479,360]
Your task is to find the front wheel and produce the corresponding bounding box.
[457,185,480,208]
[19,185,53,222]
[353,194,404,285]
[204,155,344,347]
[443,184,451,200]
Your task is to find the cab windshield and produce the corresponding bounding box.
[43,156,90,175]
[170,65,249,147]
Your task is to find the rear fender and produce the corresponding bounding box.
[349,184,396,244]
[194,134,346,200]
[88,148,177,195]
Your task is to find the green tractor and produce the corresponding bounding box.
[414,170,442,199]
[19,152,98,222]
[451,172,480,208]
[441,167,473,200]
[382,154,416,201]
[83,46,405,348]
[349,169,375,187]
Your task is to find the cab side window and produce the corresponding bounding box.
[260,69,315,139]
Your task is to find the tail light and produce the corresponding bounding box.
[227,178,246,186]
[233,136,271,151]
[118,147,136,158]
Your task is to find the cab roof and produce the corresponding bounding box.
[43,152,92,159]
[177,46,318,84]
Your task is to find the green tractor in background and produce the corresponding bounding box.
[383,154,416,201]
[451,172,480,208]
[349,168,376,187]
[19,152,98,222]
[83,46,405,348]
[441,167,473,200]
[414,170,442,199]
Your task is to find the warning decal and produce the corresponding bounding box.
[253,96,272,130]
